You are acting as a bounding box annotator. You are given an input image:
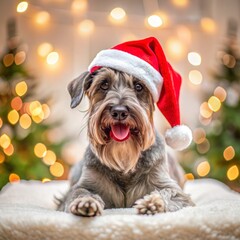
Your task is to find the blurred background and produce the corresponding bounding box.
[0,0,240,191]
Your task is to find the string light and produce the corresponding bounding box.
[34,143,47,158]
[147,15,163,28]
[200,102,212,118]
[3,54,14,67]
[172,0,189,8]
[188,70,203,85]
[197,160,210,177]
[46,51,59,65]
[110,7,126,22]
[223,146,235,161]
[43,150,56,165]
[8,110,20,125]
[4,144,14,156]
[15,81,28,97]
[17,1,28,13]
[0,151,5,164]
[35,11,50,25]
[15,51,26,65]
[214,86,227,102]
[0,134,11,149]
[50,161,64,177]
[227,165,239,181]
[78,19,95,35]
[37,43,53,58]
[166,38,186,59]
[188,52,201,66]
[19,114,32,129]
[9,173,20,183]
[201,17,216,33]
[208,96,221,112]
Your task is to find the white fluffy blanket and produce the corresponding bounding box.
[0,179,240,240]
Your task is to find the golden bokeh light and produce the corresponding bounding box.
[188,52,201,66]
[9,173,20,183]
[223,146,235,161]
[227,165,239,181]
[197,161,210,177]
[15,51,26,65]
[166,38,186,59]
[200,102,213,118]
[184,173,194,180]
[214,86,227,102]
[201,18,217,33]
[172,0,189,7]
[29,101,42,116]
[19,113,32,129]
[32,113,44,123]
[35,11,50,25]
[34,143,47,158]
[50,162,64,177]
[193,128,206,144]
[222,54,236,68]
[43,150,56,165]
[37,43,53,58]
[71,0,87,13]
[17,1,28,13]
[15,81,28,97]
[8,110,20,125]
[176,25,192,44]
[208,96,221,112]
[0,134,11,149]
[11,97,23,111]
[42,178,51,183]
[197,139,210,154]
[46,51,59,65]
[77,19,95,35]
[188,70,203,85]
[0,118,3,128]
[3,54,14,67]
[42,104,51,119]
[110,7,126,21]
[0,151,5,164]
[147,15,163,28]
[4,144,14,156]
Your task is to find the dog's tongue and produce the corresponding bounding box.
[110,124,130,142]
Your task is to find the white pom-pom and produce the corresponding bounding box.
[165,125,192,151]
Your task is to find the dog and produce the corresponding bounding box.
[57,37,194,216]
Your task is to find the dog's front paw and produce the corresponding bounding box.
[69,196,103,217]
[134,191,165,215]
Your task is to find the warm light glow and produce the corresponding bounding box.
[34,143,47,158]
[176,25,192,44]
[189,70,203,85]
[42,104,51,119]
[208,96,221,112]
[11,97,23,111]
[184,173,194,180]
[50,162,64,177]
[0,118,3,128]
[29,101,42,116]
[3,54,14,67]
[15,81,28,97]
[172,0,189,7]
[0,134,11,149]
[222,54,236,68]
[4,144,14,156]
[227,165,239,181]
[201,18,217,33]
[71,0,87,13]
[147,15,163,28]
[37,43,53,57]
[110,7,126,21]
[197,139,210,154]
[166,38,185,59]
[43,150,56,165]
[197,161,210,177]
[35,11,50,25]
[0,151,5,164]
[200,102,212,118]
[77,19,95,35]
[19,114,32,129]
[46,51,59,65]
[188,52,201,66]
[15,51,26,65]
[9,173,20,183]
[42,178,51,183]
[17,1,28,13]
[193,128,206,144]
[214,86,227,102]
[8,110,19,125]
[223,146,235,161]
[32,113,44,123]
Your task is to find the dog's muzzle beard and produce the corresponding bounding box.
[88,96,155,174]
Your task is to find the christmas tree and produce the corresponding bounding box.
[182,19,240,191]
[0,18,68,189]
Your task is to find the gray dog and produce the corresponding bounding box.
[57,37,194,216]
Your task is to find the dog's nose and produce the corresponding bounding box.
[110,105,129,120]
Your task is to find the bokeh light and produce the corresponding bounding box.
[3,54,14,67]
[34,143,47,158]
[166,38,186,59]
[172,0,189,8]
[19,114,32,129]
[222,54,236,68]
[208,96,221,112]
[43,150,56,165]
[29,101,42,116]
[35,11,50,25]
[15,81,28,97]
[46,51,59,65]
[176,25,192,44]
[42,178,51,183]
[184,173,194,180]
[197,139,210,154]
[200,102,213,118]
[15,51,26,65]
[188,52,201,66]
[37,43,53,57]
[71,0,87,13]
[227,165,239,181]
[147,15,163,28]
[42,104,51,119]
[17,1,28,13]
[4,144,14,156]
[9,173,20,183]
[0,151,5,164]
[193,128,206,144]
[188,70,203,85]
[0,134,11,149]
[0,118,3,128]
[77,19,95,35]
[201,17,217,33]
[197,160,211,177]
[8,110,19,125]
[11,97,23,111]
[214,86,227,102]
[223,146,235,161]
[110,7,126,21]
[50,162,64,177]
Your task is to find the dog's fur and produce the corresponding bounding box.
[57,67,194,216]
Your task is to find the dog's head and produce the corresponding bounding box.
[68,67,156,173]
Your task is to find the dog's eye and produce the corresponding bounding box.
[100,80,109,90]
[134,82,143,92]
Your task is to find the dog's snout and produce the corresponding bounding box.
[110,105,129,120]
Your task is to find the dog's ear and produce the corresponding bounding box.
[68,71,92,108]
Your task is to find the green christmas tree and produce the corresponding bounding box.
[0,18,68,189]
[182,19,240,191]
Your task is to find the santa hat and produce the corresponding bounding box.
[88,37,192,150]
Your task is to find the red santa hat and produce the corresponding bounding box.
[88,37,192,150]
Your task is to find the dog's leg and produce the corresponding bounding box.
[60,186,105,217]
